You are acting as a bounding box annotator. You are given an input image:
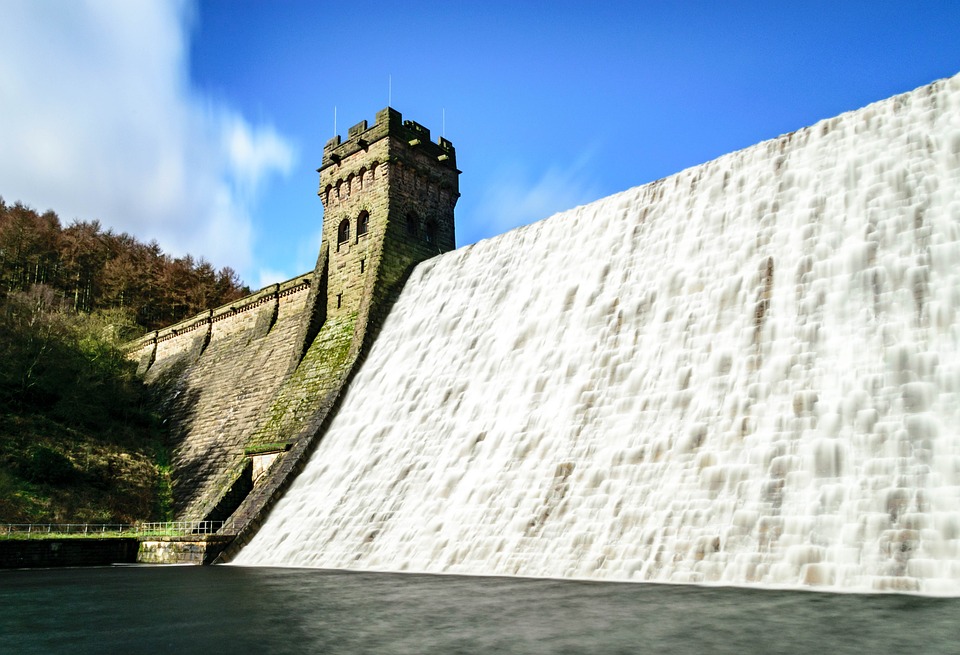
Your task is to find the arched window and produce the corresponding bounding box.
[406,212,419,237]
[337,219,350,250]
[357,211,369,238]
[425,220,438,245]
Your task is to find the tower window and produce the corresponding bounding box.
[336,293,342,309]
[357,210,369,238]
[337,219,350,250]
[425,220,438,245]
[360,259,366,274]
[406,212,418,237]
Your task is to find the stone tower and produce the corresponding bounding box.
[317,107,459,321]
[126,107,462,558]
[214,108,461,548]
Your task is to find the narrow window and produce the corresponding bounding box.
[425,220,438,245]
[357,210,369,238]
[337,219,350,250]
[336,293,342,309]
[406,212,418,237]
[360,259,365,274]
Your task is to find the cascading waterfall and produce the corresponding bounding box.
[235,74,960,593]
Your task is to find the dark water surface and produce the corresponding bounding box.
[0,565,956,654]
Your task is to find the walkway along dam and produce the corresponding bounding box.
[131,74,960,593]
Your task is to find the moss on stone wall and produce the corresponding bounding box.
[247,312,356,451]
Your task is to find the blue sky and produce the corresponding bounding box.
[2,1,959,289]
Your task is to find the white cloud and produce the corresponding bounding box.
[0,0,295,281]
[223,117,294,200]
[255,268,292,290]
[472,153,603,239]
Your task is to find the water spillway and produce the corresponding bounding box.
[235,75,960,593]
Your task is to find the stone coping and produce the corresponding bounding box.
[128,272,312,351]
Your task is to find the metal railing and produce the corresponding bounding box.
[136,521,223,536]
[1,521,224,539]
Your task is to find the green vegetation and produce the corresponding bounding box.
[243,442,293,456]
[0,286,171,523]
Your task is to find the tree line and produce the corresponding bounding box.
[0,197,251,332]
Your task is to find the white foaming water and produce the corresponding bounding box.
[236,75,960,593]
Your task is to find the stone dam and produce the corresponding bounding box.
[134,75,960,593]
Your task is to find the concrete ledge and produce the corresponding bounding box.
[136,535,234,565]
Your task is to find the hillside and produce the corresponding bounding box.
[0,198,251,523]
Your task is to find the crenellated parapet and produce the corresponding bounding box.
[319,107,457,175]
[318,108,459,214]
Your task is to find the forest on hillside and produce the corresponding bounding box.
[0,197,251,332]
[0,197,251,523]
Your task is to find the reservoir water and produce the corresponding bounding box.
[2,566,958,654]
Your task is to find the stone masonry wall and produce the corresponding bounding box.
[128,275,315,521]
[0,539,140,568]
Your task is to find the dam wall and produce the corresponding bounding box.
[232,74,960,593]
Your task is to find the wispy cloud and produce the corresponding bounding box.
[0,0,295,281]
[222,117,294,201]
[469,152,604,241]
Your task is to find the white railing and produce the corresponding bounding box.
[136,521,224,536]
[1,521,224,538]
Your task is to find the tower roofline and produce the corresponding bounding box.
[317,107,458,174]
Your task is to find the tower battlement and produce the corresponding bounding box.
[319,107,457,174]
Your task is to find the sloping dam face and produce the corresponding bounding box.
[235,75,960,593]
